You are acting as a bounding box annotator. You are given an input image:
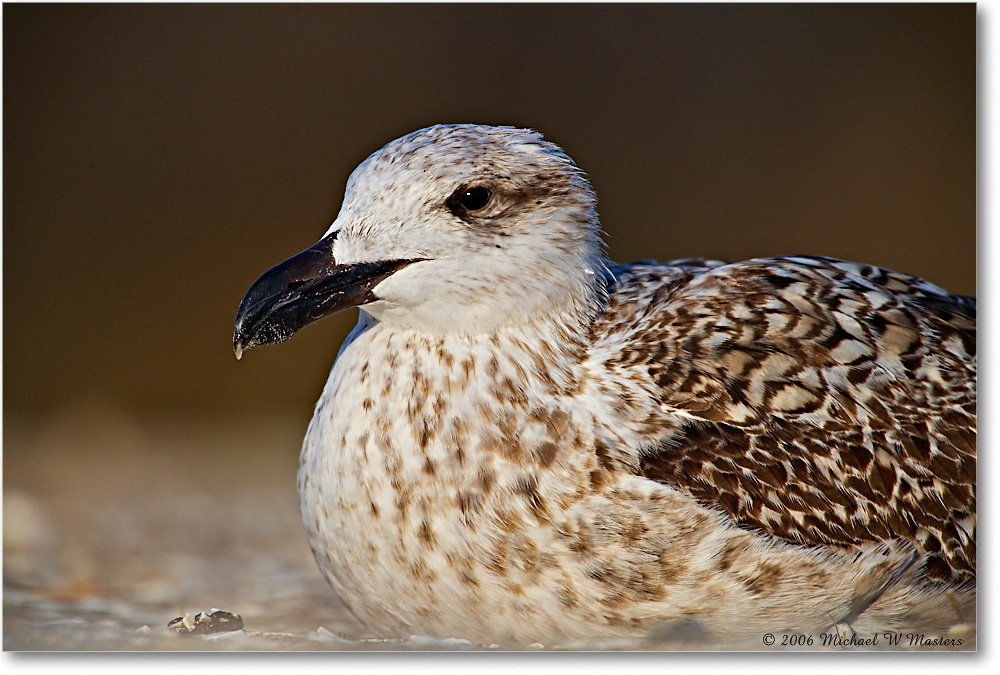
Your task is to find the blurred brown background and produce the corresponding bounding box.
[3,3,976,424]
[1,3,977,650]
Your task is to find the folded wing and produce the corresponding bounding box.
[593,256,976,582]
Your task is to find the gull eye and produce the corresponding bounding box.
[457,186,492,211]
[447,184,496,219]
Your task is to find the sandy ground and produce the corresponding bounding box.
[4,404,367,651]
[2,401,975,652]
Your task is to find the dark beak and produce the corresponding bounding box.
[233,234,420,358]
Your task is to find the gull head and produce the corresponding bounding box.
[234,124,603,356]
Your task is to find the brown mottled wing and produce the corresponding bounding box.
[599,256,976,582]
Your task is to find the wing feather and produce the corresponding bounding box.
[593,256,976,582]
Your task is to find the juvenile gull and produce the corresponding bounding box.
[234,124,976,646]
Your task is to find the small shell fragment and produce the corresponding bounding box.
[168,609,244,636]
